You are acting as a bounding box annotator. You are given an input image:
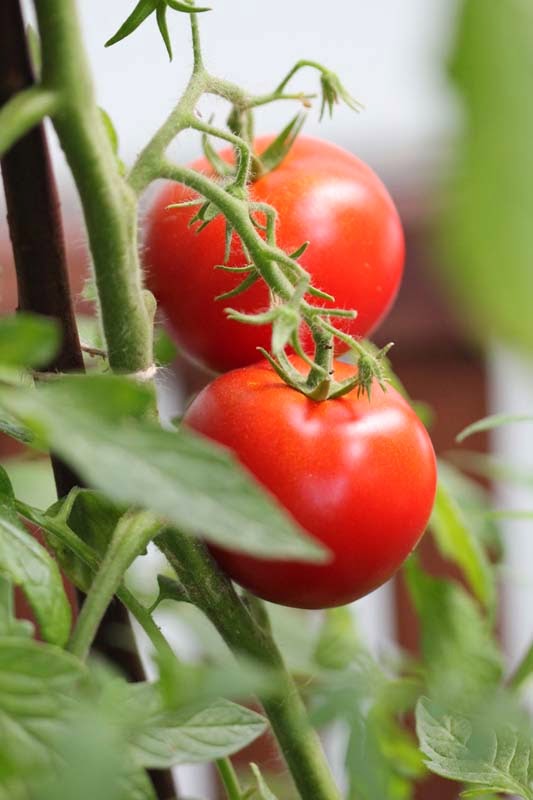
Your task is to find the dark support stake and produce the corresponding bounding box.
[0,3,176,798]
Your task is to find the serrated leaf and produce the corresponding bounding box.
[416,697,533,799]
[0,376,325,562]
[0,313,59,369]
[431,476,494,609]
[0,491,71,646]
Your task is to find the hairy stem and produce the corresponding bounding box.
[158,530,341,800]
[34,0,153,373]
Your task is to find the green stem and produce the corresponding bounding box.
[33,0,153,373]
[0,86,59,158]
[16,499,175,662]
[67,510,161,660]
[217,758,243,800]
[158,529,341,800]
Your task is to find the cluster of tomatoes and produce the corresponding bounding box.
[144,136,437,609]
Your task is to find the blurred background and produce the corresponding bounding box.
[2,1,533,797]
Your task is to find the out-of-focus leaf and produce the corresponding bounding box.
[431,476,494,609]
[314,607,360,671]
[0,376,325,561]
[437,460,502,557]
[0,313,59,368]
[404,558,502,701]
[0,469,71,646]
[458,414,533,443]
[442,0,533,353]
[416,697,533,799]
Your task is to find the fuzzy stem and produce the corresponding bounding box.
[34,0,153,373]
[158,530,341,800]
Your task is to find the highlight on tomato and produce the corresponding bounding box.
[183,357,437,609]
[144,136,404,373]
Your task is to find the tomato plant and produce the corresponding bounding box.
[144,135,404,372]
[184,357,437,608]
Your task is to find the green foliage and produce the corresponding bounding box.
[0,374,324,561]
[404,557,502,700]
[431,469,494,609]
[442,0,533,353]
[417,697,533,799]
[250,763,280,800]
[0,466,71,646]
[0,313,59,368]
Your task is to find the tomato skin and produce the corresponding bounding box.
[144,136,404,373]
[183,358,437,609]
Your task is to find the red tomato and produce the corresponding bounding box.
[183,358,437,609]
[144,136,404,373]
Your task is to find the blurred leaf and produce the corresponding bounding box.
[3,458,56,509]
[437,460,502,557]
[509,640,533,691]
[458,413,533,443]
[417,697,533,799]
[153,326,177,366]
[0,575,33,639]
[0,376,325,561]
[0,638,84,775]
[0,415,33,445]
[250,763,279,800]
[431,475,494,609]
[0,474,71,646]
[0,313,59,369]
[404,558,502,700]
[442,0,533,353]
[314,607,361,671]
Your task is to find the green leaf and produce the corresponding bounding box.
[125,686,267,768]
[416,697,533,799]
[156,2,172,60]
[0,638,84,774]
[442,0,533,353]
[0,576,33,639]
[0,313,59,369]
[46,489,122,592]
[0,414,33,444]
[250,763,279,800]
[0,376,325,561]
[431,476,494,609]
[105,0,157,47]
[0,487,71,646]
[404,559,502,700]
[153,327,178,366]
[254,112,306,177]
[437,460,502,557]
[509,640,533,691]
[314,607,360,671]
[458,413,533,443]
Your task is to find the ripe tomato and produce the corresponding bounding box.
[144,136,404,373]
[183,358,437,609]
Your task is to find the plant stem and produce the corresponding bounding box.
[34,0,153,374]
[68,510,161,661]
[158,529,341,800]
[217,758,243,800]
